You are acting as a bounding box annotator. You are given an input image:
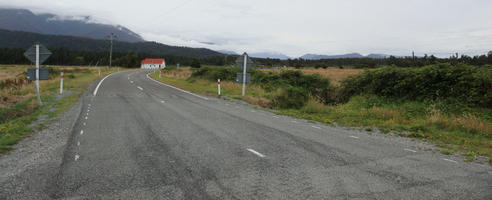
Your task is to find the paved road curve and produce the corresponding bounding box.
[5,70,492,199]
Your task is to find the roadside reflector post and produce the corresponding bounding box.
[242,54,247,96]
[60,72,64,95]
[159,70,162,79]
[218,79,221,96]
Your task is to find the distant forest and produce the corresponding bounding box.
[1,47,491,69]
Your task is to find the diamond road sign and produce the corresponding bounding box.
[236,53,255,69]
[24,44,52,64]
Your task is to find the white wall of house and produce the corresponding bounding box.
[141,62,166,69]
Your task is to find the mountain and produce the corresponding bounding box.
[218,50,238,55]
[300,53,364,60]
[367,53,389,58]
[0,29,222,58]
[249,52,290,60]
[0,8,144,43]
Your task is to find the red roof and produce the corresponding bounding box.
[141,58,165,65]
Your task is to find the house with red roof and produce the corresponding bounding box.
[141,58,166,69]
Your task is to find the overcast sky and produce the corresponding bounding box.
[1,0,492,57]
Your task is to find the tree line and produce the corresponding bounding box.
[0,47,491,68]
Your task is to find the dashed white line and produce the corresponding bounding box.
[311,125,321,129]
[137,86,143,91]
[130,81,134,84]
[349,136,359,139]
[291,120,299,123]
[443,158,458,163]
[85,116,88,120]
[88,104,91,107]
[251,110,256,113]
[272,116,279,118]
[80,130,84,135]
[404,149,417,153]
[161,100,165,103]
[83,122,86,126]
[246,148,266,158]
[77,141,80,146]
[75,154,80,161]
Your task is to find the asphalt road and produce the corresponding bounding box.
[3,70,492,199]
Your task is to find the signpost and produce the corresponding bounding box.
[24,43,52,105]
[236,53,254,96]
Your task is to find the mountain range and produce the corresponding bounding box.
[300,53,390,60]
[0,8,144,43]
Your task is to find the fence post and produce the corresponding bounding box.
[60,72,63,95]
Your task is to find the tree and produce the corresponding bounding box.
[190,58,201,68]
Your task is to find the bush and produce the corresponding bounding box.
[190,59,201,68]
[339,64,492,107]
[191,66,240,81]
[273,86,309,109]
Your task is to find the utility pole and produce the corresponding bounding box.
[108,33,117,68]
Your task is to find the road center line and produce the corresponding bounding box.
[80,130,84,135]
[77,141,80,146]
[137,86,143,91]
[312,125,321,129]
[75,154,80,161]
[443,158,458,163]
[247,148,266,158]
[349,135,359,139]
[85,116,88,120]
[404,149,417,153]
[161,100,165,103]
[83,122,86,126]
[130,81,134,84]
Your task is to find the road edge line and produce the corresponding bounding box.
[93,71,125,96]
[146,73,209,100]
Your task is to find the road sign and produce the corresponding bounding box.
[236,54,255,69]
[24,44,52,64]
[236,73,251,84]
[27,68,49,80]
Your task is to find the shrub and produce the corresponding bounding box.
[273,86,309,109]
[190,59,201,68]
[339,64,492,107]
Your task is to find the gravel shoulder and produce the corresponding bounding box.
[0,81,97,199]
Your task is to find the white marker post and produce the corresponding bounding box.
[242,54,247,96]
[35,44,42,105]
[60,72,64,94]
[98,68,101,77]
[218,79,221,96]
[159,70,162,79]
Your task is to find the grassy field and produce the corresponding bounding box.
[151,66,492,165]
[260,67,364,85]
[0,65,125,154]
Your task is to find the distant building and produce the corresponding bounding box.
[141,58,166,69]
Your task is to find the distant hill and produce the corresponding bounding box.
[0,8,144,43]
[249,52,290,60]
[300,53,365,60]
[218,50,238,55]
[0,29,222,58]
[367,53,389,58]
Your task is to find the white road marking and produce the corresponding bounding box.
[161,100,165,103]
[247,148,266,158]
[75,154,80,161]
[88,104,91,107]
[225,103,230,106]
[291,120,299,123]
[83,122,86,126]
[272,116,279,118]
[93,71,124,96]
[349,136,359,139]
[130,81,134,84]
[251,110,256,113]
[312,126,321,129]
[85,116,88,120]
[80,130,84,135]
[404,149,417,153]
[77,141,80,146]
[146,73,209,100]
[443,158,458,163]
[137,86,143,91]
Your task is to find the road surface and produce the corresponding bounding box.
[2,70,491,199]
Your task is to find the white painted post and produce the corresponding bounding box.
[218,79,221,96]
[242,53,247,96]
[60,72,64,94]
[98,68,101,77]
[35,44,42,105]
[159,70,162,79]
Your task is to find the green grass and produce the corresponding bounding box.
[0,66,126,154]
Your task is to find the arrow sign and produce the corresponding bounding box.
[24,44,52,64]
[236,53,255,69]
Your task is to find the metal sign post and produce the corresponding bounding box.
[24,43,51,106]
[236,53,254,96]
